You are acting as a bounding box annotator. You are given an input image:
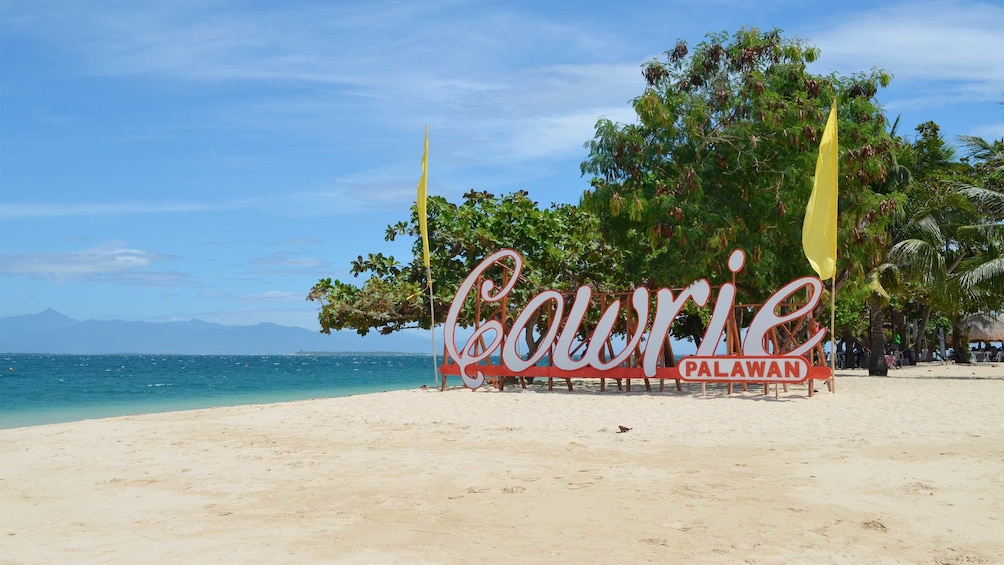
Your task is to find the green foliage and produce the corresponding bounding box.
[885,122,1004,360]
[307,273,424,336]
[928,314,952,333]
[834,284,870,338]
[889,126,1003,310]
[580,27,901,302]
[308,190,623,337]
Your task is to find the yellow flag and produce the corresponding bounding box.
[802,100,838,280]
[416,126,432,284]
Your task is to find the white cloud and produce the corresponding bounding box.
[238,290,304,302]
[966,120,1004,141]
[249,253,329,271]
[812,1,1004,97]
[3,1,604,86]
[0,193,376,221]
[510,106,638,160]
[0,244,152,281]
[0,200,236,220]
[112,271,196,287]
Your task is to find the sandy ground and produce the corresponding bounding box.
[2,361,1003,564]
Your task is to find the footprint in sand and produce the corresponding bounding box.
[903,481,936,495]
[640,538,668,546]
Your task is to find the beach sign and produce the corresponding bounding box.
[441,248,832,390]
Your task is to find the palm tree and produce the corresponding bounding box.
[955,135,1004,290]
[888,128,1004,362]
[865,264,901,375]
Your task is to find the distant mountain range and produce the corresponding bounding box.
[0,309,431,354]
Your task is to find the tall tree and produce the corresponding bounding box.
[580,27,903,316]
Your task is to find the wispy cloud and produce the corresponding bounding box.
[249,252,329,272]
[968,121,1004,140]
[812,2,1004,99]
[2,1,606,86]
[0,243,188,284]
[0,200,239,220]
[110,271,197,287]
[238,290,304,303]
[274,237,322,247]
[509,106,638,161]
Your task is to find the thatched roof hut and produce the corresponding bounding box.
[961,313,1004,343]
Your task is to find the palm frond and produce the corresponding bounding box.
[953,183,1004,218]
[889,238,946,283]
[956,222,1004,246]
[957,256,1004,288]
[958,135,1004,166]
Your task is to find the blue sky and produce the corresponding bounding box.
[1,0,1002,333]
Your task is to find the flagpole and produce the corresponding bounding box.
[830,275,837,393]
[426,273,438,389]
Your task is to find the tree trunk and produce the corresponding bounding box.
[952,317,971,364]
[918,305,932,361]
[841,325,854,369]
[868,294,888,376]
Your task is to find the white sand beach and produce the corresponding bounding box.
[2,362,1003,564]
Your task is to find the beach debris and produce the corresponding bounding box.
[861,520,888,532]
[503,485,526,494]
[617,426,632,433]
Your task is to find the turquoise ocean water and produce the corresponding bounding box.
[0,354,438,429]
